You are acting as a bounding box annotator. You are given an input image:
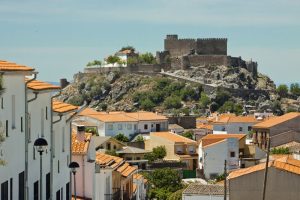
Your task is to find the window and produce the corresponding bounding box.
[113,145,117,150]
[10,178,13,200]
[1,180,8,200]
[67,155,69,166]
[127,124,132,130]
[46,173,50,200]
[118,124,122,130]
[33,146,36,160]
[108,124,113,130]
[221,126,225,131]
[239,127,243,132]
[107,142,111,150]
[66,183,70,200]
[11,95,15,129]
[56,190,60,200]
[45,106,48,120]
[144,124,148,130]
[18,171,25,200]
[58,160,60,173]
[21,117,23,132]
[248,126,252,131]
[41,109,44,137]
[230,151,236,158]
[5,120,8,137]
[134,124,137,130]
[34,181,39,200]
[1,97,3,109]
[136,157,140,160]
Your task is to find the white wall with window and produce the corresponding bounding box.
[104,122,138,138]
[213,122,255,134]
[0,73,27,200]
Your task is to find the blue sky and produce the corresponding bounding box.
[0,0,299,84]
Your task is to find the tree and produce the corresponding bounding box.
[144,168,183,200]
[114,133,129,142]
[168,188,185,200]
[199,92,211,108]
[135,135,144,142]
[140,98,155,111]
[120,46,135,52]
[276,84,288,98]
[138,52,156,64]
[164,96,182,109]
[215,90,230,106]
[218,101,243,115]
[106,55,121,64]
[85,127,97,135]
[290,83,300,96]
[152,146,166,159]
[182,131,194,140]
[86,60,102,67]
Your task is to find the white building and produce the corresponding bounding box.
[71,127,96,199]
[212,115,259,135]
[52,101,78,199]
[76,108,168,139]
[199,134,246,179]
[0,60,78,200]
[0,60,34,200]
[182,183,227,200]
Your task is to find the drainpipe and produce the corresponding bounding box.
[50,91,61,200]
[25,73,37,200]
[27,91,39,102]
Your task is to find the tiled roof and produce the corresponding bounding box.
[228,155,300,179]
[125,111,167,121]
[71,132,92,155]
[214,115,259,124]
[151,132,197,144]
[197,123,213,130]
[79,108,167,122]
[133,173,143,180]
[95,152,124,169]
[252,112,300,129]
[200,134,246,147]
[0,60,34,72]
[27,79,60,91]
[52,101,78,113]
[183,183,226,195]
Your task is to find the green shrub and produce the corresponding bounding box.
[140,98,155,111]
[114,133,129,142]
[199,92,211,108]
[290,83,300,96]
[276,84,288,98]
[271,147,289,154]
[164,96,182,109]
[138,52,156,64]
[218,101,243,115]
[181,86,198,101]
[182,131,194,140]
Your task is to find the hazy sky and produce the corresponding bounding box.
[0,0,299,84]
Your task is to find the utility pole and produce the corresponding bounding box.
[262,137,271,200]
[224,160,227,200]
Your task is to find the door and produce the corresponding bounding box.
[155,124,160,132]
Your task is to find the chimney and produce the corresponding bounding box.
[76,125,85,142]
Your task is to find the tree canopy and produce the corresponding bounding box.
[114,133,129,142]
[86,60,102,67]
[144,146,166,162]
[276,84,288,98]
[106,55,121,64]
[290,83,300,96]
[138,52,156,64]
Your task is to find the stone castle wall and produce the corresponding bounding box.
[164,34,227,57]
[188,55,228,67]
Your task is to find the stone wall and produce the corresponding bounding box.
[164,34,227,57]
[196,38,227,55]
[188,55,228,67]
[167,116,196,129]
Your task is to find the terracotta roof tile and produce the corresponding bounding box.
[151,132,197,144]
[0,60,34,72]
[253,112,300,129]
[27,79,60,91]
[71,132,92,155]
[79,108,167,122]
[214,115,259,124]
[200,134,246,147]
[52,101,78,113]
[95,152,124,169]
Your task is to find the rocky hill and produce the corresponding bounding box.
[58,64,286,115]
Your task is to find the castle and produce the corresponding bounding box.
[156,34,257,75]
[84,34,258,76]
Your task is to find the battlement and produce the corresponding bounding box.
[165,34,227,57]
